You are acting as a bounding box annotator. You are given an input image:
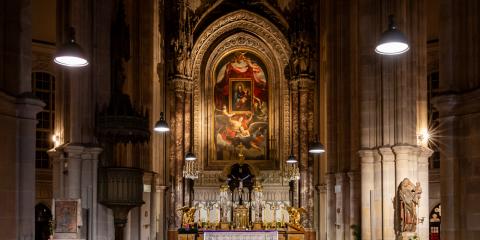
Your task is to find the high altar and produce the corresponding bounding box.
[177,151,306,240]
[168,7,318,240]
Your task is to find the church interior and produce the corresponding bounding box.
[0,0,479,239]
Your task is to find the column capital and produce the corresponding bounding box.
[392,145,417,156]
[347,171,360,181]
[315,183,327,193]
[291,76,315,91]
[378,146,395,162]
[325,173,336,185]
[62,144,85,158]
[15,94,45,119]
[358,149,375,162]
[83,146,103,160]
[47,148,64,159]
[169,76,193,92]
[335,172,348,183]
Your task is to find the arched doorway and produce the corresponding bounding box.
[35,203,52,240]
[429,203,441,240]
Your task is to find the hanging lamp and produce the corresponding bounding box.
[375,15,409,55]
[54,27,89,67]
[154,112,170,132]
[309,134,325,154]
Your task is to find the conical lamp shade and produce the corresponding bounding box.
[375,15,409,55]
[154,112,170,132]
[54,28,89,67]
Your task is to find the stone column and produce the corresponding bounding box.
[378,147,395,240]
[150,175,158,239]
[64,145,85,199]
[325,174,335,240]
[417,148,433,240]
[347,171,360,239]
[372,150,382,239]
[157,185,168,239]
[169,76,191,227]
[392,146,415,190]
[296,76,315,229]
[335,173,347,240]
[359,149,374,240]
[16,96,45,240]
[48,149,65,199]
[84,147,102,240]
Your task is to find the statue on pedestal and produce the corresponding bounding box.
[398,178,422,233]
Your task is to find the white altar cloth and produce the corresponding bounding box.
[203,230,278,240]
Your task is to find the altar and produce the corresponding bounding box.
[203,230,278,240]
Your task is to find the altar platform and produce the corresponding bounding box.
[177,228,305,240]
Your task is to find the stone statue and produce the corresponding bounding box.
[287,206,306,230]
[177,206,196,227]
[398,178,422,232]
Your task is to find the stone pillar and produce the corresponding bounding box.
[169,76,193,227]
[157,185,168,239]
[170,77,186,227]
[378,147,395,240]
[296,76,315,229]
[372,150,382,239]
[150,175,158,239]
[64,145,84,199]
[16,96,45,240]
[417,148,433,240]
[325,174,335,240]
[335,173,347,240]
[347,171,360,239]
[84,147,102,240]
[48,149,65,199]
[392,146,415,191]
[359,149,374,240]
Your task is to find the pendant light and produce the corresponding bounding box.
[309,134,325,154]
[287,84,297,164]
[185,97,196,161]
[54,27,89,67]
[375,15,409,55]
[154,112,170,132]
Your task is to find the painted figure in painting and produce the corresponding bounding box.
[214,52,268,160]
[398,178,422,232]
[55,200,77,233]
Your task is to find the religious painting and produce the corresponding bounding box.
[214,51,269,161]
[54,200,78,233]
[229,79,253,112]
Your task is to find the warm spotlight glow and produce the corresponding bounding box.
[51,134,60,147]
[418,128,431,145]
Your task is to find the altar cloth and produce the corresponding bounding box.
[203,230,278,240]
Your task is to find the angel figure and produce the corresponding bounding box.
[287,206,306,230]
[177,206,196,227]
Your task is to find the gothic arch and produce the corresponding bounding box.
[190,10,291,170]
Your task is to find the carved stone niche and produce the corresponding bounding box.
[190,10,291,171]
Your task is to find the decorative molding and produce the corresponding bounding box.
[190,10,291,170]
